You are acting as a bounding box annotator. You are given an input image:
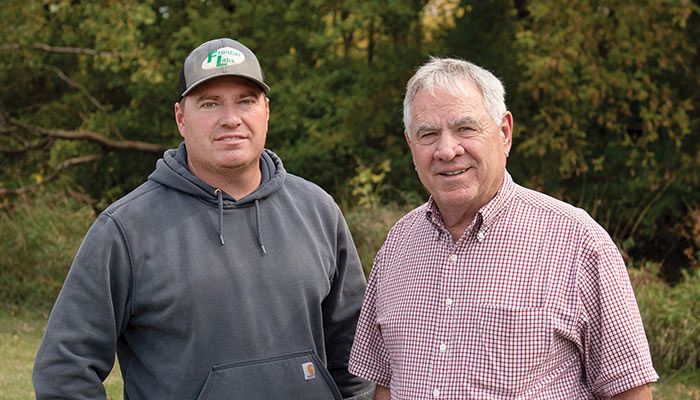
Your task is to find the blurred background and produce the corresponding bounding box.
[0,0,698,397]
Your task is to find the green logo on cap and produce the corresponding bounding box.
[201,47,245,70]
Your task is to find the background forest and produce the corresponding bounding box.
[0,0,698,396]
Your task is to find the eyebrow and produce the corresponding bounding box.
[449,116,481,129]
[414,124,437,136]
[238,89,260,99]
[413,116,481,135]
[194,94,220,103]
[194,90,261,103]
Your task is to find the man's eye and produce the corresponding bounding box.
[240,98,256,105]
[416,131,438,144]
[201,102,217,108]
[456,126,476,136]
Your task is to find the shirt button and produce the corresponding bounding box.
[439,343,447,352]
[445,298,453,307]
[449,254,457,262]
[433,388,441,398]
[477,231,486,241]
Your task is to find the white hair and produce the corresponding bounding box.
[403,57,507,135]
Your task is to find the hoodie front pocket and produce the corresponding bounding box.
[196,349,342,400]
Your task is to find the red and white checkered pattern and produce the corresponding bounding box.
[349,173,658,399]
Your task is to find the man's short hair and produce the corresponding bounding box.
[403,57,507,135]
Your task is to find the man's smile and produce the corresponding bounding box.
[439,169,467,176]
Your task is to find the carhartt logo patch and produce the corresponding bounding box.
[201,47,245,70]
[302,362,316,380]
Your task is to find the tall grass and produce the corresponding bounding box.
[344,202,415,275]
[0,192,94,309]
[630,264,700,371]
[0,309,123,399]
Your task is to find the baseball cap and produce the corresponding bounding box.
[177,38,269,100]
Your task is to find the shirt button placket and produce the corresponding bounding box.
[432,251,455,399]
[446,254,456,309]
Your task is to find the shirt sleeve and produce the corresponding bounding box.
[577,238,659,397]
[322,210,374,399]
[32,214,132,399]
[348,245,393,387]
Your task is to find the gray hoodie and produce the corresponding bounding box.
[33,144,373,399]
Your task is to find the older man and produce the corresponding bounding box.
[33,38,372,400]
[349,58,658,399]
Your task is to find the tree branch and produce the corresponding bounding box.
[10,119,167,153]
[66,187,98,208]
[1,42,120,57]
[42,64,125,139]
[0,138,52,155]
[42,65,105,111]
[0,154,100,196]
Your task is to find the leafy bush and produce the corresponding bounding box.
[630,263,700,371]
[344,202,415,276]
[0,192,94,309]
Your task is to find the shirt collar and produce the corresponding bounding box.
[424,170,516,236]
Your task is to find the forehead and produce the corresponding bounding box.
[410,84,486,125]
[186,76,263,98]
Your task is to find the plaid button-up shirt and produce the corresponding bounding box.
[349,173,658,399]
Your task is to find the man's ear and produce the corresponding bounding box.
[404,130,413,146]
[174,101,186,138]
[500,111,513,156]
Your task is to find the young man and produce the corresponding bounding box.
[349,57,658,399]
[33,38,372,400]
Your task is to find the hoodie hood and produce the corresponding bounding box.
[148,142,286,205]
[148,142,286,250]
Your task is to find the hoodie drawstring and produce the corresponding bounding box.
[213,189,266,255]
[214,189,225,245]
[254,199,267,255]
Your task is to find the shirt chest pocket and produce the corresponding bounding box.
[463,305,552,396]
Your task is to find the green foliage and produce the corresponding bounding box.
[437,0,524,106]
[1,0,699,283]
[0,0,170,203]
[631,263,700,371]
[350,159,392,209]
[0,192,94,309]
[344,202,415,275]
[511,0,699,261]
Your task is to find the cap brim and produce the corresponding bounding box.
[180,73,270,99]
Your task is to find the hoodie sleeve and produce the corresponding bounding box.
[321,209,375,400]
[33,213,132,399]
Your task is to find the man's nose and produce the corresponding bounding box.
[434,132,465,160]
[219,104,243,127]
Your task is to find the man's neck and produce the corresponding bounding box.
[189,162,262,200]
[440,208,477,243]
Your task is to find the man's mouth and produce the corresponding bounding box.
[215,135,246,142]
[439,169,467,176]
